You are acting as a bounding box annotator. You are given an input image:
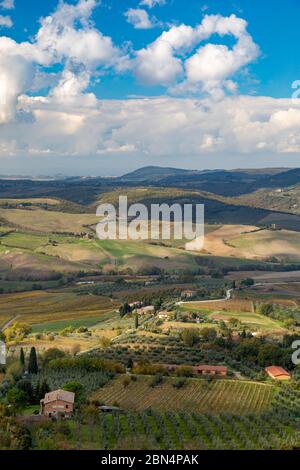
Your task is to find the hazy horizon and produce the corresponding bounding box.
[0,161,297,179]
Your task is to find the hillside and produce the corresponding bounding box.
[231,185,300,215]
[0,167,297,203]
[96,187,300,231]
[201,225,300,262]
[120,166,199,182]
[120,167,298,196]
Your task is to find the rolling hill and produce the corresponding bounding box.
[95,186,300,231]
[230,185,300,215]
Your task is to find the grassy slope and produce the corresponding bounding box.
[0,225,200,275]
[1,192,300,278]
[180,300,286,333]
[0,208,98,233]
[202,225,300,262]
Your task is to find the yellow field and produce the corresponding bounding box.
[0,313,16,330]
[0,247,96,277]
[182,299,254,312]
[16,336,99,355]
[200,224,300,261]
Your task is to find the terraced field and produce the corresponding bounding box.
[93,376,276,414]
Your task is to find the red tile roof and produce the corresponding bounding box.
[41,389,75,405]
[265,366,291,378]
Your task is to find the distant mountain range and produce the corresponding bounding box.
[0,166,300,231]
[119,166,300,196]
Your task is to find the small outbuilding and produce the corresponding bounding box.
[181,290,197,300]
[137,306,155,315]
[193,365,228,376]
[265,366,291,381]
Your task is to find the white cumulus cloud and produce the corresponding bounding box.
[132,14,259,96]
[140,0,166,8]
[0,0,121,123]
[125,8,155,30]
[0,0,14,10]
[0,15,12,28]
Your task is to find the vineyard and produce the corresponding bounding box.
[0,291,119,326]
[32,410,299,450]
[93,376,276,414]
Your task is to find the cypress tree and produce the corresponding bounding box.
[20,347,25,369]
[40,380,50,399]
[28,347,38,375]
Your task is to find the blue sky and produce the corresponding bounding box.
[0,0,300,175]
[6,0,299,99]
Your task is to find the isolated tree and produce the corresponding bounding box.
[127,358,134,370]
[259,303,274,317]
[135,312,139,329]
[28,347,38,375]
[181,329,200,347]
[43,347,66,365]
[200,327,217,343]
[119,303,132,317]
[7,388,27,413]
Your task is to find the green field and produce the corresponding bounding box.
[30,311,117,333]
[208,310,286,333]
[93,376,276,415]
[179,300,286,333]
[0,231,49,250]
